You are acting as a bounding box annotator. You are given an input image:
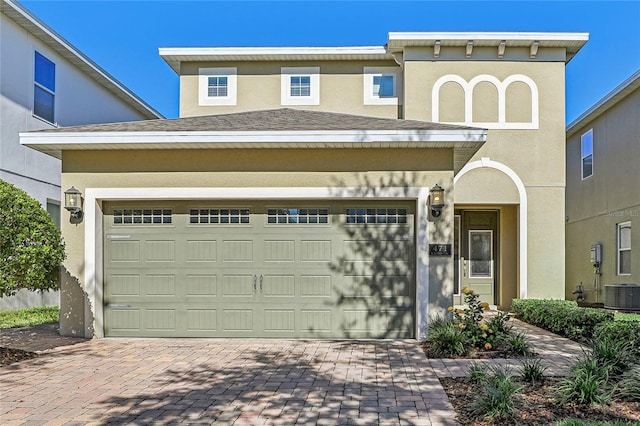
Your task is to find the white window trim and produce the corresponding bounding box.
[281,67,319,105]
[581,129,594,180]
[617,221,631,276]
[363,67,399,105]
[198,67,237,106]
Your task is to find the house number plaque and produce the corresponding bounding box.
[429,244,452,256]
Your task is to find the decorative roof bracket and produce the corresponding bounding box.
[466,40,474,58]
[434,40,441,58]
[530,41,539,59]
[498,40,506,59]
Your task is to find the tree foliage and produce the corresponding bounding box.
[0,179,65,297]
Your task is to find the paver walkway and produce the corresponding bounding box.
[0,319,587,425]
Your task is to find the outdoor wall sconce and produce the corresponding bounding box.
[64,186,83,219]
[428,184,445,218]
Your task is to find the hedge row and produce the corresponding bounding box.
[594,320,640,357]
[511,299,614,340]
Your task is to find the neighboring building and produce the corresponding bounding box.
[565,70,639,304]
[0,0,162,310]
[21,32,587,339]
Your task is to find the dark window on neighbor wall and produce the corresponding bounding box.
[34,51,55,123]
[581,129,593,179]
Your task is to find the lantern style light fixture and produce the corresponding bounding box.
[428,184,445,218]
[64,186,83,219]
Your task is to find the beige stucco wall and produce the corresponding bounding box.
[179,61,401,118]
[402,57,567,301]
[566,86,640,300]
[59,147,454,337]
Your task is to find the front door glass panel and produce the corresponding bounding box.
[469,230,492,278]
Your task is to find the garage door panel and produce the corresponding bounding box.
[263,310,296,332]
[187,309,218,331]
[222,274,255,297]
[264,240,295,262]
[144,274,176,296]
[146,240,175,262]
[222,309,254,331]
[107,239,140,263]
[107,274,141,296]
[144,309,176,331]
[300,240,332,261]
[185,274,218,296]
[186,239,218,263]
[299,275,332,297]
[262,274,295,297]
[222,240,253,262]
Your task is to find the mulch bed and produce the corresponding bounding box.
[0,347,38,367]
[442,377,640,425]
[421,341,528,359]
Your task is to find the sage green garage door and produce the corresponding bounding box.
[104,201,415,338]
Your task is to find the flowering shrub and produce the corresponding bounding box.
[447,287,514,352]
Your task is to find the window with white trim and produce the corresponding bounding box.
[363,67,399,105]
[345,208,407,224]
[199,67,237,106]
[281,67,319,105]
[617,222,631,275]
[34,51,55,123]
[581,129,593,179]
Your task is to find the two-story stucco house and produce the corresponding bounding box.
[0,0,162,310]
[21,31,588,339]
[565,70,639,307]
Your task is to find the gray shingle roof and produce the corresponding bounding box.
[39,108,480,133]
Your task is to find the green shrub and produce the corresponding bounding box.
[471,365,522,420]
[511,299,613,340]
[589,336,636,378]
[426,316,469,357]
[520,357,546,385]
[557,355,612,405]
[0,180,65,297]
[499,330,533,357]
[593,320,640,359]
[468,362,489,384]
[617,363,640,402]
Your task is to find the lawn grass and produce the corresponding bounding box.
[0,306,59,329]
[615,312,640,322]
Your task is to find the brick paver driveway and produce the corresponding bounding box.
[1,338,458,425]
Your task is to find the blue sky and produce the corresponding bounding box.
[20,0,640,122]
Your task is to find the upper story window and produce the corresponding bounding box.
[617,222,631,275]
[281,67,319,105]
[363,67,399,105]
[34,51,55,123]
[290,76,311,97]
[581,129,593,179]
[208,76,228,97]
[199,67,237,106]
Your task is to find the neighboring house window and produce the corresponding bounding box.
[34,51,55,123]
[281,67,319,105]
[363,67,399,105]
[199,67,237,106]
[46,200,61,229]
[617,222,631,275]
[581,129,593,179]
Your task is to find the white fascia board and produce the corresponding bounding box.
[20,129,487,146]
[159,46,388,57]
[388,32,590,42]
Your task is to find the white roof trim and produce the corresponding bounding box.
[1,0,162,119]
[21,129,486,145]
[567,69,640,136]
[160,46,388,56]
[388,32,590,42]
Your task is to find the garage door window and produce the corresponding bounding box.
[190,208,250,224]
[267,208,329,224]
[113,209,172,224]
[346,208,408,224]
